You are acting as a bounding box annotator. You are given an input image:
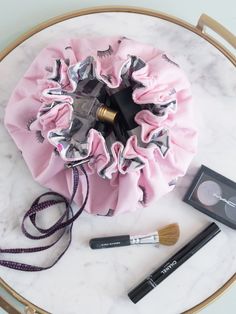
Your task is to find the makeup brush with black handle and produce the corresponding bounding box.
[89,223,180,249]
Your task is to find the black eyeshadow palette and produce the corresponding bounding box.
[184,165,236,229]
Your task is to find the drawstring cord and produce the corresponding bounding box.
[0,165,89,271]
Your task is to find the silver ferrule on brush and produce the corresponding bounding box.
[130,232,159,246]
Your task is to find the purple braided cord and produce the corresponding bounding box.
[0,165,89,271]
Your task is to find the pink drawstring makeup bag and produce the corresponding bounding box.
[2,36,197,271]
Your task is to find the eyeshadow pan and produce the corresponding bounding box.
[225,196,236,221]
[197,181,222,206]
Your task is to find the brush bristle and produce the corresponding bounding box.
[158,223,180,246]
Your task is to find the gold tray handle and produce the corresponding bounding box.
[197,14,236,50]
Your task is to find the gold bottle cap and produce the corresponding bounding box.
[97,105,118,124]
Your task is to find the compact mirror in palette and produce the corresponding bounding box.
[184,165,236,229]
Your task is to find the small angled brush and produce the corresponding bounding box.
[89,223,180,249]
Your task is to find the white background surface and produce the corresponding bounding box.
[0,1,235,314]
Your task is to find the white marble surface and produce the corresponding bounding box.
[0,12,236,314]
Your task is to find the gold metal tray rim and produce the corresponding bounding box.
[0,5,235,314]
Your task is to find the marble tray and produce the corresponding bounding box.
[0,8,236,314]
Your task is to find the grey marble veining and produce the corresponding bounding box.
[0,12,235,314]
